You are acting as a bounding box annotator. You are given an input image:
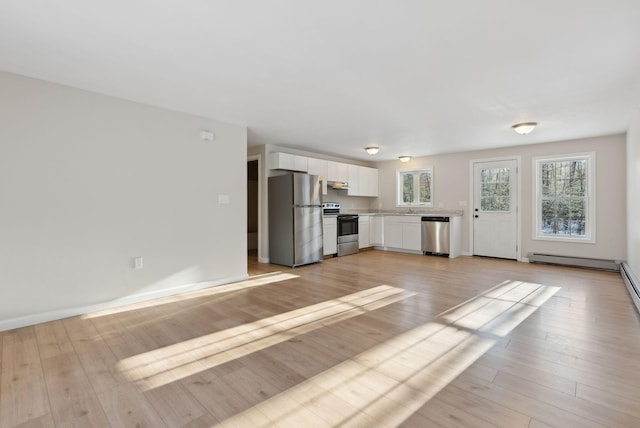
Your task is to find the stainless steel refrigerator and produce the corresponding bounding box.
[268,173,323,267]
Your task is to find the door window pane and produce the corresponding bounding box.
[480,167,510,212]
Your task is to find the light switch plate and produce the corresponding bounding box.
[133,257,144,270]
[218,194,230,204]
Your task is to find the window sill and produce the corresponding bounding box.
[533,235,595,244]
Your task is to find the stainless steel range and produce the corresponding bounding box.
[322,203,359,257]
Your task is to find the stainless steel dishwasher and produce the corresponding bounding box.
[421,216,450,256]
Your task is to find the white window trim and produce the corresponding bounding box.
[396,167,434,207]
[533,152,596,243]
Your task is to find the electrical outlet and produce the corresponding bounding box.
[133,257,144,270]
[200,130,215,141]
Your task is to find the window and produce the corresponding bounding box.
[397,168,433,206]
[480,167,511,212]
[534,153,595,242]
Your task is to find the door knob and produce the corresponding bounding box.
[474,208,479,212]
[474,215,479,218]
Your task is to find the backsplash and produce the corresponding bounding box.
[323,187,377,211]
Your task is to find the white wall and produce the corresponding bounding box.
[0,72,248,330]
[628,109,640,273]
[375,134,627,260]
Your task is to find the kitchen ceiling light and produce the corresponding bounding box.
[512,122,538,135]
[398,156,411,162]
[364,146,379,155]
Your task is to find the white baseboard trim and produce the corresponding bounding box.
[461,251,473,256]
[0,273,248,332]
[258,256,270,263]
[377,246,423,256]
[521,257,530,263]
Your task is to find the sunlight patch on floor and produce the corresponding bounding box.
[439,280,561,337]
[83,271,298,319]
[214,280,560,427]
[117,285,416,390]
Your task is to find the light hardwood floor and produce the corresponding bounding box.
[1,251,639,427]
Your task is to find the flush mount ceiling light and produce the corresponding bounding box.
[512,122,538,135]
[364,146,380,155]
[398,156,411,162]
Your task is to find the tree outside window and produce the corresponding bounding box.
[480,167,510,212]
[534,153,595,242]
[397,168,433,206]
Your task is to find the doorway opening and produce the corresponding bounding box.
[247,159,259,261]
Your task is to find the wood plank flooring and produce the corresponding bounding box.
[1,251,639,427]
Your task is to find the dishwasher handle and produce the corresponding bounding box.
[421,216,450,222]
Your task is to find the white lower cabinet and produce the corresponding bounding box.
[383,215,422,252]
[334,213,460,257]
[358,216,370,249]
[323,217,337,256]
[384,218,404,248]
[402,222,422,251]
[370,216,384,246]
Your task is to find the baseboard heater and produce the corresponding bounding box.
[620,262,640,314]
[527,252,620,272]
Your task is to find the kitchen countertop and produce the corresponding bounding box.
[346,210,464,217]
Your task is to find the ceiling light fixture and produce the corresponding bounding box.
[364,146,379,155]
[398,156,411,162]
[512,122,538,135]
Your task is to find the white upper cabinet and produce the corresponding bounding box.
[359,166,378,197]
[327,161,349,182]
[270,153,377,197]
[347,165,378,197]
[307,157,328,195]
[347,164,360,196]
[270,152,308,172]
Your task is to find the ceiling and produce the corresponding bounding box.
[2,1,640,161]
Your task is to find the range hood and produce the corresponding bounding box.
[327,181,350,190]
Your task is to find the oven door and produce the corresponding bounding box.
[337,215,359,256]
[337,215,359,237]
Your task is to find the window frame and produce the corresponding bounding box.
[396,167,434,207]
[533,152,596,243]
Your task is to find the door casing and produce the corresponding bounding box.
[469,156,522,261]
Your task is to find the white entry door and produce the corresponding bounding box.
[473,159,518,259]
